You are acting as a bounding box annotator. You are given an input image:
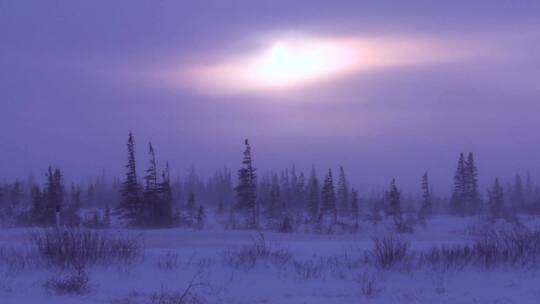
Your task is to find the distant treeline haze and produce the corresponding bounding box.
[0,132,539,232]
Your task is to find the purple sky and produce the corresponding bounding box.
[1,1,539,193]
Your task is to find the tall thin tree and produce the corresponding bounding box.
[321,169,337,225]
[450,153,466,215]
[234,139,257,228]
[464,152,480,214]
[307,166,320,222]
[117,131,141,227]
[337,166,349,217]
[419,172,433,219]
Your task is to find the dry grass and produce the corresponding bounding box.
[30,228,144,269]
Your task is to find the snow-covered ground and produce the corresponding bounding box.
[1,216,540,304]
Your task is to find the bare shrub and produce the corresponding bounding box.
[43,268,90,295]
[472,226,540,267]
[157,251,180,270]
[223,233,291,270]
[358,272,382,298]
[419,226,540,269]
[419,245,474,269]
[0,246,41,272]
[30,228,143,269]
[370,236,411,269]
[293,260,324,280]
[150,271,211,304]
[150,287,203,304]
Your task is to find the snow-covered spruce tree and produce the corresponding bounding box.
[307,166,320,223]
[337,166,349,218]
[418,172,433,220]
[234,139,257,229]
[321,169,337,228]
[464,152,481,215]
[450,153,466,216]
[117,131,142,227]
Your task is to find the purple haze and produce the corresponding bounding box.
[1,1,539,194]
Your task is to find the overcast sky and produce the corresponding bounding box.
[1,1,539,193]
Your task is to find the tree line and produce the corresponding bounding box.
[0,132,539,232]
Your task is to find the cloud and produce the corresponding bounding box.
[152,33,484,95]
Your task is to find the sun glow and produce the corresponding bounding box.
[187,37,366,92]
[179,34,469,94]
[242,39,361,88]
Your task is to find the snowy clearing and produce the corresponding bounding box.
[1,216,540,304]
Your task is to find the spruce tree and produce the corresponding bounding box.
[511,174,524,212]
[464,152,480,214]
[8,181,23,217]
[196,205,205,229]
[234,139,257,228]
[104,205,111,228]
[43,166,64,226]
[186,191,197,226]
[86,183,96,207]
[266,174,281,223]
[368,198,383,227]
[387,179,401,217]
[144,143,158,192]
[117,131,141,227]
[296,172,305,212]
[290,165,298,210]
[157,162,173,227]
[419,172,433,219]
[307,166,320,222]
[142,143,168,227]
[29,185,43,225]
[488,178,505,219]
[217,199,225,215]
[525,172,533,207]
[321,169,337,225]
[0,186,4,212]
[450,153,466,215]
[64,184,82,225]
[350,188,360,229]
[337,166,349,217]
[142,142,162,227]
[387,179,408,232]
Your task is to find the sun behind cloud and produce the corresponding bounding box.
[176,34,477,95]
[241,38,361,88]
